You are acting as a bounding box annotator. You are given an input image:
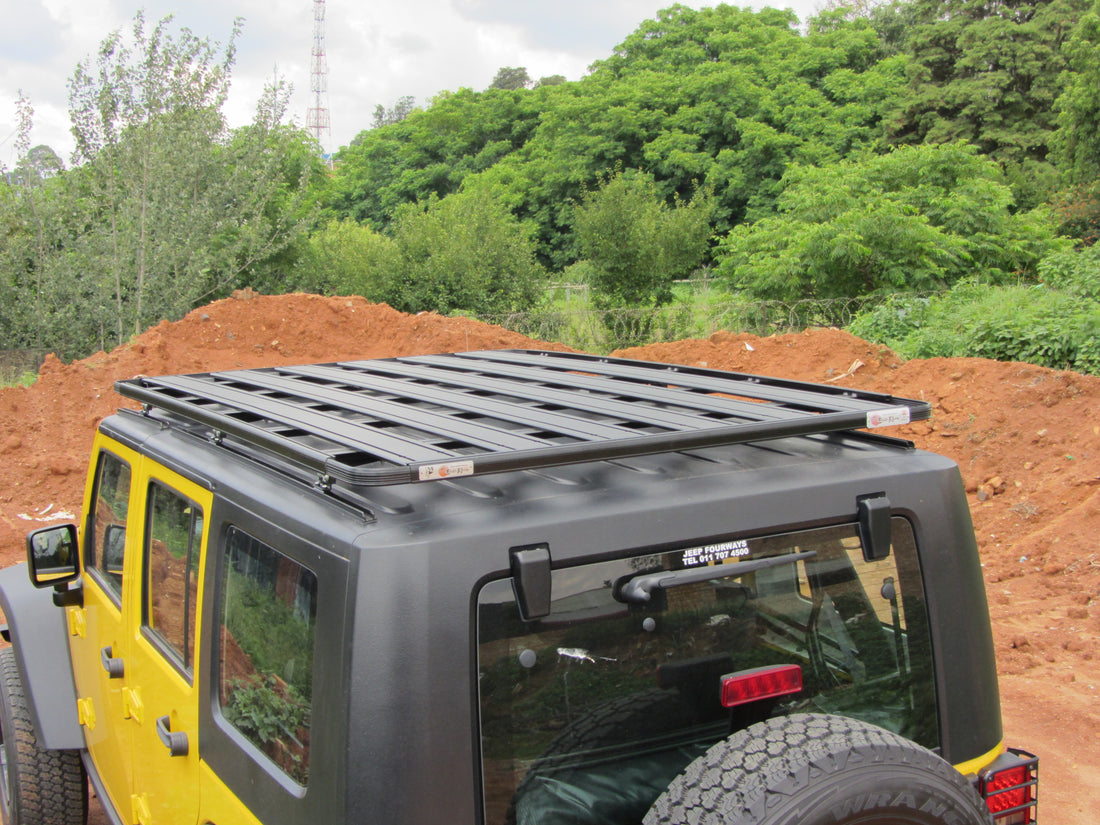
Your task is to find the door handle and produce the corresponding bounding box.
[100,646,124,679]
[156,715,189,757]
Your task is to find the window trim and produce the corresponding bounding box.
[140,479,204,683]
[85,448,132,608]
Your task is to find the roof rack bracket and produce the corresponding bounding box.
[858,493,892,562]
[510,544,552,621]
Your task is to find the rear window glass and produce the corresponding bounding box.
[218,527,317,786]
[476,519,936,825]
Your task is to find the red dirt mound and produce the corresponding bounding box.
[1,297,1096,822]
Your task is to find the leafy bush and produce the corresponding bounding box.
[369,184,546,315]
[848,280,1100,374]
[573,170,713,308]
[715,143,1065,300]
[223,675,309,747]
[1037,243,1100,301]
[290,219,395,296]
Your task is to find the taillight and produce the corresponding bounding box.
[720,665,802,708]
[978,749,1038,824]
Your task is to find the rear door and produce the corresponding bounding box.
[125,462,211,824]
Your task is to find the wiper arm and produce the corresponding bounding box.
[616,550,817,604]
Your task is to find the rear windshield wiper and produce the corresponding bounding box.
[616,550,818,604]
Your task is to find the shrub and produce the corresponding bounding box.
[848,280,1100,374]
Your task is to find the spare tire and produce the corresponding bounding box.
[644,713,993,825]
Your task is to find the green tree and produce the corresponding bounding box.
[371,95,417,129]
[888,0,1088,206]
[0,13,321,358]
[488,67,532,91]
[573,170,712,307]
[328,5,908,270]
[1050,1,1100,242]
[714,143,1062,300]
[369,184,545,314]
[1053,0,1100,185]
[0,91,96,356]
[290,219,395,296]
[330,85,551,230]
[66,12,319,344]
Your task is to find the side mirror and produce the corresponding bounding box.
[26,524,80,588]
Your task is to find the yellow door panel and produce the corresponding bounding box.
[126,462,211,825]
[70,435,142,818]
[197,762,263,825]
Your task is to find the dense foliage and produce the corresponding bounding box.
[849,280,1100,374]
[4,0,1100,372]
[886,0,1089,208]
[715,143,1062,299]
[330,5,907,268]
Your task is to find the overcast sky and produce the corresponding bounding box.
[1,0,825,169]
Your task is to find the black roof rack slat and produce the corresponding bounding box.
[278,363,642,441]
[450,350,891,414]
[326,359,709,432]
[371,355,808,429]
[114,350,931,487]
[214,369,555,453]
[128,374,454,466]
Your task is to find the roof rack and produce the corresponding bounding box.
[115,350,931,487]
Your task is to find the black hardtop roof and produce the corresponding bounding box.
[114,349,931,488]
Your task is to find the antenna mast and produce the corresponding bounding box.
[307,0,332,159]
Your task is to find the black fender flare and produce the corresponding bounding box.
[0,564,84,750]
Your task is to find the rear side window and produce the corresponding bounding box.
[477,519,936,825]
[218,527,317,786]
[144,482,204,676]
[87,451,131,601]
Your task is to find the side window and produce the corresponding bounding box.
[144,482,204,676]
[88,451,131,602]
[218,527,317,786]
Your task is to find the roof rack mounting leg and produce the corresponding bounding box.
[510,544,551,621]
[858,493,892,562]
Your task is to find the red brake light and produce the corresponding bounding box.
[720,665,802,708]
[979,750,1038,825]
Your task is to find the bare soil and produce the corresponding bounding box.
[1,292,1096,823]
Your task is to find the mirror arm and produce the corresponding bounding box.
[52,581,83,608]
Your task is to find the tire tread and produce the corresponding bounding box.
[644,713,991,825]
[0,648,87,825]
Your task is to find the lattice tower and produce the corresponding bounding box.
[307,0,332,156]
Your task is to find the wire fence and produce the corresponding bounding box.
[0,348,49,385]
[479,295,889,353]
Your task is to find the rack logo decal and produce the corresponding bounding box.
[866,407,911,428]
[419,460,475,481]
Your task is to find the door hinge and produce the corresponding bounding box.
[123,687,143,725]
[67,607,86,638]
[131,793,151,825]
[76,697,96,730]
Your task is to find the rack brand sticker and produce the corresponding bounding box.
[419,460,475,482]
[683,539,750,567]
[866,407,911,428]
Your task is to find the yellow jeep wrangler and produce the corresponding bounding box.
[1,351,1036,825]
